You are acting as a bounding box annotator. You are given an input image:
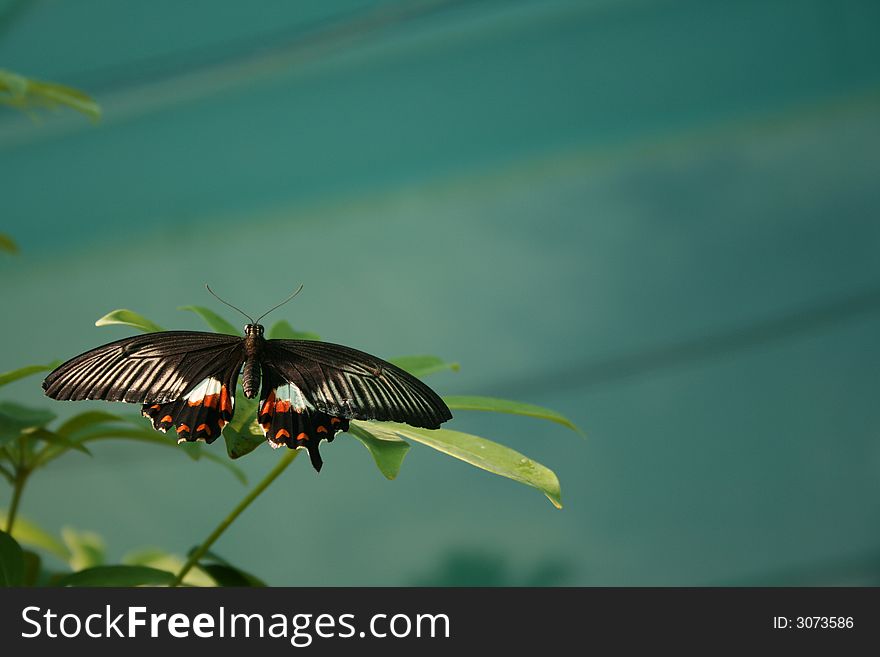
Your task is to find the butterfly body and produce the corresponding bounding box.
[43,323,451,471]
[241,323,265,399]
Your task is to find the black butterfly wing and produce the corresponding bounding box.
[256,367,349,471]
[262,339,452,430]
[43,331,246,444]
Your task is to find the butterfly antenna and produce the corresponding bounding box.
[205,284,255,324]
[255,284,304,324]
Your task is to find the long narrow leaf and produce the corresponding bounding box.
[0,514,70,561]
[388,355,460,378]
[179,306,239,335]
[365,422,563,509]
[0,361,60,388]
[268,320,320,341]
[95,309,164,333]
[56,565,176,587]
[348,423,410,480]
[55,411,124,438]
[443,395,583,435]
[0,402,56,445]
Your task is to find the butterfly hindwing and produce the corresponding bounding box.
[142,374,237,444]
[262,339,452,429]
[258,370,349,471]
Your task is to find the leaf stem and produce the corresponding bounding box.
[5,469,27,533]
[0,461,14,484]
[170,450,299,586]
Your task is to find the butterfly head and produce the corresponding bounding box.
[244,324,265,337]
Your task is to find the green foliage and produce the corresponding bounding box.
[0,362,60,388]
[0,69,100,121]
[62,527,105,571]
[94,309,164,333]
[0,299,581,587]
[189,549,267,587]
[347,423,411,480]
[56,565,177,587]
[179,305,240,335]
[443,395,584,434]
[0,513,70,561]
[357,422,563,508]
[389,355,460,378]
[267,320,320,341]
[0,401,55,445]
[0,529,24,586]
[0,233,19,254]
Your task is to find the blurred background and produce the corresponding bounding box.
[2,0,880,585]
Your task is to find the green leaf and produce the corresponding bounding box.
[0,233,19,254]
[0,402,56,445]
[0,69,101,121]
[366,422,563,509]
[0,514,70,561]
[223,423,265,460]
[22,550,41,587]
[190,550,266,587]
[25,427,92,455]
[180,444,247,484]
[179,306,240,335]
[56,565,176,587]
[0,529,25,586]
[268,320,320,341]
[0,362,60,388]
[198,563,267,587]
[223,386,264,459]
[62,527,105,571]
[443,395,583,435]
[67,426,172,448]
[229,389,258,433]
[347,423,410,480]
[54,421,247,483]
[55,410,125,438]
[388,355,460,378]
[95,309,164,333]
[122,548,216,587]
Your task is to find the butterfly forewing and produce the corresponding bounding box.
[43,331,245,404]
[263,339,452,429]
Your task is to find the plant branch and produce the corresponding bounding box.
[5,469,27,533]
[171,449,300,586]
[0,461,14,484]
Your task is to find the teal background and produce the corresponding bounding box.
[2,0,880,585]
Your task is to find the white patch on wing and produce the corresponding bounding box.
[275,382,313,412]
[184,377,222,402]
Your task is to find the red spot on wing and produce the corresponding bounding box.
[261,391,276,416]
[161,415,173,423]
[317,425,328,434]
[297,432,308,441]
[275,428,290,440]
[219,386,233,413]
[177,424,191,434]
[274,400,291,413]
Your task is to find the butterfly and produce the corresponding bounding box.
[42,287,452,471]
